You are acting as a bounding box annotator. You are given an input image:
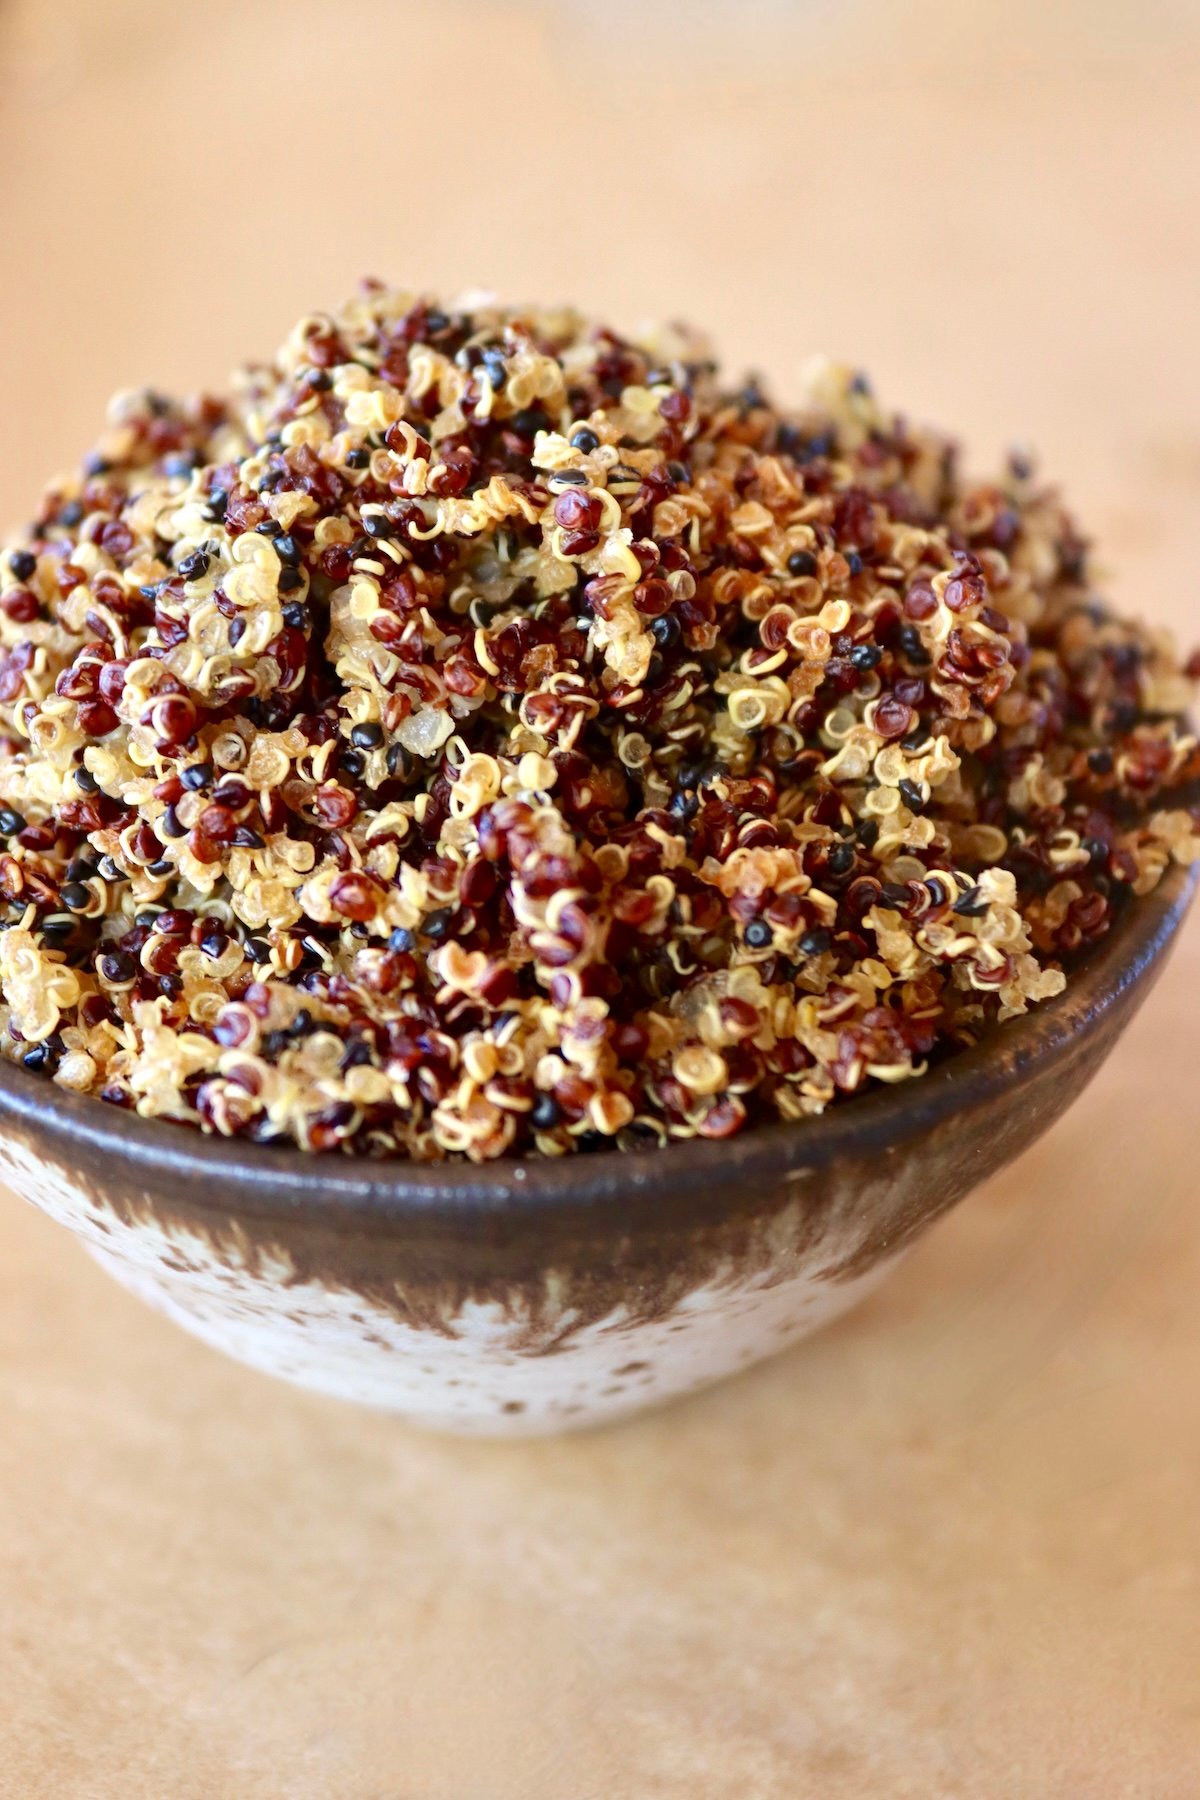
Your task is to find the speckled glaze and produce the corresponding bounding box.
[0,864,1192,1433]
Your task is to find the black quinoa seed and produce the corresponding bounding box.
[422,908,455,943]
[99,950,135,983]
[178,549,210,581]
[898,625,932,666]
[531,1094,561,1129]
[953,888,988,917]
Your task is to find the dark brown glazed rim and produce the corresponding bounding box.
[0,861,1193,1224]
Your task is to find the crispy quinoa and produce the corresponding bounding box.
[0,285,1196,1160]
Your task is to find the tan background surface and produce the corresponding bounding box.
[1,2,1199,1794]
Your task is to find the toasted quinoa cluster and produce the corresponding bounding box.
[0,285,1196,1160]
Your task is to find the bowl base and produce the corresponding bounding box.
[84,1236,902,1435]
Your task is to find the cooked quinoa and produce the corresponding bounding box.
[0,284,1196,1159]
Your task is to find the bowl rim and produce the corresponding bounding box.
[0,861,1193,1222]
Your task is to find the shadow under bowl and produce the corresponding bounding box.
[0,861,1193,1434]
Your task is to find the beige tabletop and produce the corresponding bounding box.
[1,3,1199,1794]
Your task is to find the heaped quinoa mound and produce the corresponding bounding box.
[0,285,1197,1160]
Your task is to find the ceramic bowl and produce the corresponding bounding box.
[0,863,1192,1434]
